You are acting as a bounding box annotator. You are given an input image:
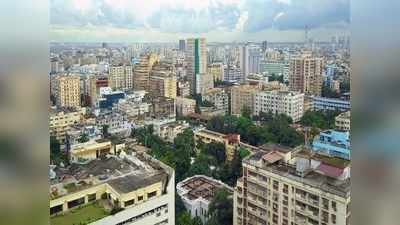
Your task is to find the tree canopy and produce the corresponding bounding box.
[206,189,233,225]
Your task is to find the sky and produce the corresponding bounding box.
[50,0,350,43]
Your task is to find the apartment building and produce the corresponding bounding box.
[96,111,131,137]
[208,63,224,81]
[52,74,81,109]
[153,121,190,143]
[50,108,81,144]
[186,38,207,95]
[134,53,160,91]
[69,138,112,163]
[176,175,233,224]
[231,84,260,115]
[312,130,350,160]
[289,57,323,96]
[335,111,350,131]
[150,74,177,99]
[202,88,229,114]
[194,129,240,161]
[109,65,134,90]
[50,151,175,225]
[176,97,196,117]
[312,97,350,112]
[254,90,304,122]
[233,146,350,225]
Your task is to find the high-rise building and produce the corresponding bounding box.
[248,46,262,74]
[134,53,160,91]
[207,63,224,81]
[289,57,323,96]
[186,38,208,95]
[254,90,304,122]
[262,41,268,52]
[202,88,229,114]
[179,39,186,51]
[233,145,351,225]
[109,65,134,90]
[230,84,260,115]
[224,64,242,82]
[149,62,177,99]
[52,74,81,109]
[239,44,250,82]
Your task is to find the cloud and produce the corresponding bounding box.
[50,0,349,40]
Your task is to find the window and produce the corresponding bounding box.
[147,191,157,199]
[331,214,337,224]
[124,199,134,207]
[87,193,96,202]
[332,201,337,212]
[138,195,143,201]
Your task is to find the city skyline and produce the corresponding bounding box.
[50,0,350,43]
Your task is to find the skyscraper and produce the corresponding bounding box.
[179,39,186,51]
[186,38,208,95]
[239,44,250,82]
[289,57,323,96]
[262,40,268,52]
[133,53,159,91]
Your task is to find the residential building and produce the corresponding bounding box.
[97,87,126,110]
[186,38,207,95]
[289,57,323,96]
[254,90,304,122]
[312,129,350,160]
[148,96,176,120]
[114,98,151,121]
[96,111,131,137]
[233,147,350,225]
[208,63,224,81]
[49,108,81,144]
[230,84,260,115]
[52,74,81,109]
[66,124,101,145]
[134,53,160,91]
[150,66,177,99]
[202,88,229,114]
[248,46,263,74]
[177,175,233,224]
[239,44,250,82]
[313,97,350,112]
[335,111,351,131]
[179,39,186,51]
[69,138,112,163]
[176,97,196,117]
[259,60,285,76]
[50,150,175,225]
[109,65,134,90]
[177,81,191,98]
[194,129,240,161]
[224,64,242,82]
[153,121,190,143]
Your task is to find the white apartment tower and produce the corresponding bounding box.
[254,90,305,122]
[109,65,134,90]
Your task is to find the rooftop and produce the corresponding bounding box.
[178,175,233,202]
[244,150,350,198]
[50,152,169,199]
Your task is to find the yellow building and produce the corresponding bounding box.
[50,152,175,225]
[49,108,81,143]
[52,74,81,109]
[109,65,134,90]
[194,129,240,161]
[230,84,260,115]
[233,146,351,225]
[150,73,177,99]
[134,53,160,91]
[69,138,113,163]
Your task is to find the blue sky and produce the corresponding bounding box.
[50,0,350,42]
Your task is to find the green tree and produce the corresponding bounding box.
[102,125,109,138]
[241,106,252,120]
[77,133,89,143]
[176,211,203,225]
[207,189,233,225]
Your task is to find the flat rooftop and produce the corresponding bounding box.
[50,153,168,199]
[244,152,350,198]
[179,175,232,202]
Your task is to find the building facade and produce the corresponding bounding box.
[176,97,196,117]
[186,38,208,95]
[289,57,323,96]
[194,129,240,161]
[208,63,224,81]
[202,88,229,114]
[52,74,81,109]
[134,53,160,91]
[312,97,350,112]
[233,148,351,225]
[254,90,304,122]
[50,108,81,143]
[312,130,351,160]
[230,84,260,116]
[335,111,350,131]
[109,65,134,90]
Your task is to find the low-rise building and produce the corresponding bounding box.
[176,97,196,117]
[202,88,229,114]
[313,97,350,112]
[69,138,113,163]
[233,147,350,225]
[335,111,350,131]
[50,108,81,144]
[50,151,175,225]
[230,84,260,116]
[254,90,304,122]
[96,111,131,137]
[154,121,190,143]
[312,129,350,160]
[176,175,233,224]
[148,96,176,120]
[194,129,240,161]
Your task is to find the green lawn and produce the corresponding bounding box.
[51,203,109,225]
